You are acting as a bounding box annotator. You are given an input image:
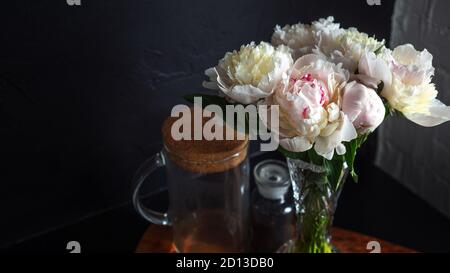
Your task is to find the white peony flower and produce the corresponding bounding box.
[311,16,345,56]
[342,81,385,133]
[203,42,293,104]
[358,49,392,89]
[262,54,356,160]
[390,44,435,85]
[310,17,385,72]
[272,17,385,72]
[338,28,385,70]
[383,76,450,127]
[383,77,438,115]
[272,17,344,61]
[271,23,315,60]
[358,44,450,127]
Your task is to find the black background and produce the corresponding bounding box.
[2,0,449,252]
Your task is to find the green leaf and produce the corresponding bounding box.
[382,99,397,118]
[384,102,392,118]
[373,81,398,119]
[344,140,358,183]
[344,134,369,183]
[374,43,385,55]
[324,154,345,192]
[307,149,324,166]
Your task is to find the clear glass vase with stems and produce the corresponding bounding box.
[278,157,348,253]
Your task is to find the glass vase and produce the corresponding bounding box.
[279,158,348,253]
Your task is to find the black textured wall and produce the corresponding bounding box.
[0,0,394,246]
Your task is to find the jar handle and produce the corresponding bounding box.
[131,152,171,226]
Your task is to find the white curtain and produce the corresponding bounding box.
[376,0,450,219]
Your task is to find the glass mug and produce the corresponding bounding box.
[132,115,250,253]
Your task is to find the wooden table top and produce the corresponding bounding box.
[136,225,417,253]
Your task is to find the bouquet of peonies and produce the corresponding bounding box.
[188,17,450,252]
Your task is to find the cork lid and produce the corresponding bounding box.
[161,107,249,173]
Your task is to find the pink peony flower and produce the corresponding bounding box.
[263,54,357,160]
[342,81,385,133]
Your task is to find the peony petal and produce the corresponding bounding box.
[279,136,313,153]
[336,143,346,155]
[404,99,450,127]
[354,74,379,90]
[359,51,392,88]
[314,137,332,159]
[320,150,334,160]
[320,122,339,137]
[314,113,357,159]
[203,67,220,90]
[224,85,270,105]
[293,54,324,69]
[215,67,232,90]
[340,114,358,141]
[202,81,219,90]
[391,44,434,85]
[205,67,217,78]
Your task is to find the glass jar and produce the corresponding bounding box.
[132,114,250,253]
[251,160,295,253]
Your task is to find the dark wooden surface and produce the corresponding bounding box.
[136,225,417,253]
